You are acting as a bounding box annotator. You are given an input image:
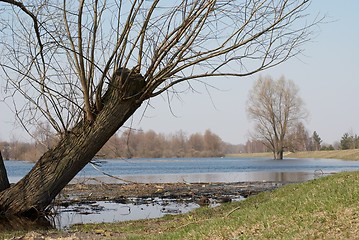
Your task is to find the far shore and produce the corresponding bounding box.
[4,148,359,163]
[227,149,359,161]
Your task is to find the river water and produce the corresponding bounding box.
[2,157,359,229]
[4,157,359,183]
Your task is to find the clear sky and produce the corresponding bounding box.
[1,1,358,145]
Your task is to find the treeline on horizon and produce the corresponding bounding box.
[0,129,243,161]
[245,128,359,153]
[1,128,358,162]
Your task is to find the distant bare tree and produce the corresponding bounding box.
[203,129,224,157]
[244,139,268,153]
[188,132,205,156]
[0,0,320,215]
[169,130,188,158]
[287,122,309,152]
[247,76,307,159]
[138,130,165,158]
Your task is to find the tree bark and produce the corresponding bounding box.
[273,149,284,160]
[0,151,10,192]
[278,150,284,160]
[0,69,145,216]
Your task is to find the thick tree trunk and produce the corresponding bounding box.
[0,151,10,191]
[0,69,145,216]
[278,150,283,160]
[274,150,283,160]
[273,149,284,160]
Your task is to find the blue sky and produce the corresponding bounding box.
[1,1,358,145]
[130,1,359,145]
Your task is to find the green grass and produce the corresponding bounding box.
[71,171,359,239]
[0,230,23,240]
[2,150,358,239]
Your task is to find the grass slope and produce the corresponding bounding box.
[286,149,359,161]
[228,149,359,161]
[73,171,359,239]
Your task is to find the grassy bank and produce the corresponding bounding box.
[2,151,358,239]
[286,149,359,160]
[228,149,359,161]
[2,171,358,239]
[68,171,358,239]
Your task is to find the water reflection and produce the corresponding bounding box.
[5,157,359,183]
[0,199,199,230]
[73,171,322,184]
[54,199,198,229]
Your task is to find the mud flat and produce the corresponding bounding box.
[57,181,291,205]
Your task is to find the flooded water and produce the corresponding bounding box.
[2,157,359,229]
[54,198,200,229]
[5,157,359,183]
[0,199,201,231]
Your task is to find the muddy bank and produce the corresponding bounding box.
[5,181,296,239]
[56,181,291,206]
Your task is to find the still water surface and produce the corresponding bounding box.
[4,157,359,183]
[3,157,359,229]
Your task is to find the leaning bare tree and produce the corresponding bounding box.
[246,76,307,159]
[0,0,320,216]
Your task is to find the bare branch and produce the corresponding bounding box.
[247,76,307,159]
[0,0,321,136]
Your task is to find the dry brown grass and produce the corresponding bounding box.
[228,149,359,161]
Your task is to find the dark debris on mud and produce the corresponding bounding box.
[56,181,289,206]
